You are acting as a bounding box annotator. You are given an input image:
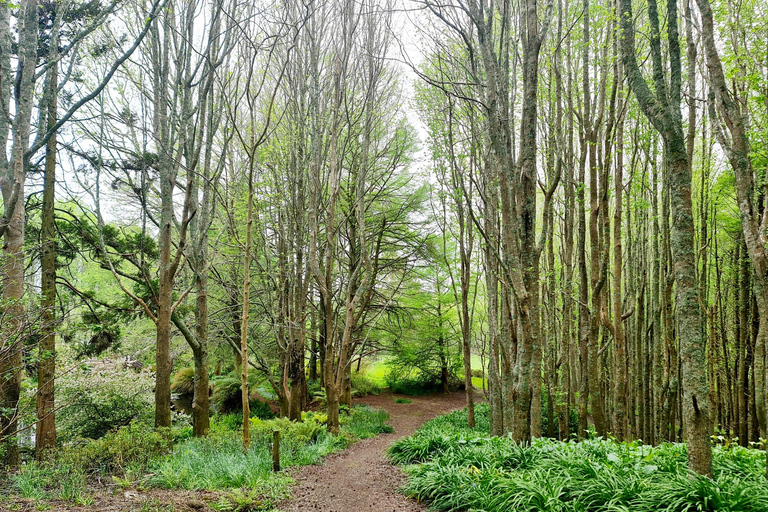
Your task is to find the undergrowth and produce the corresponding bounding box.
[389,404,768,512]
[150,405,392,492]
[5,405,392,510]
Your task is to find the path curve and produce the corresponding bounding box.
[278,391,467,512]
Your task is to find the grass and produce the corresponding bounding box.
[395,398,412,404]
[389,404,768,512]
[5,405,392,511]
[150,405,392,502]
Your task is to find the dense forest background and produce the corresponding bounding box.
[1,0,767,483]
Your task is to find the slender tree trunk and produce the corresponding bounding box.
[37,56,59,459]
[620,0,712,475]
[1,0,38,468]
[612,66,626,440]
[240,158,255,449]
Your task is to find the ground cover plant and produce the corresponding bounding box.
[389,405,768,512]
[2,405,392,511]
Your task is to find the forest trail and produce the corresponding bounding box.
[277,391,468,512]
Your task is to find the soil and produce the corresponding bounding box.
[277,391,467,512]
[1,391,467,512]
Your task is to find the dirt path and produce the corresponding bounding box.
[278,391,467,512]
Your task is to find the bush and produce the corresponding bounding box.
[58,421,169,476]
[351,372,383,397]
[390,405,768,512]
[150,405,392,492]
[171,367,195,395]
[344,406,394,438]
[250,416,325,445]
[210,372,271,414]
[251,398,275,419]
[386,374,446,396]
[8,422,169,506]
[149,433,301,492]
[211,373,245,413]
[56,359,154,441]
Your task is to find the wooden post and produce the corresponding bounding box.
[272,430,281,472]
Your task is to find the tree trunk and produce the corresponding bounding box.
[620,0,712,476]
[240,156,255,449]
[37,49,59,459]
[1,0,38,468]
[695,0,768,474]
[612,68,626,441]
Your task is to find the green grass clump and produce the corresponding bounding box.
[389,404,768,512]
[148,433,320,490]
[171,367,196,395]
[394,398,412,404]
[151,405,392,492]
[343,405,394,438]
[7,421,168,506]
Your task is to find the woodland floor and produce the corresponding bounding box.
[3,391,468,512]
[277,391,468,512]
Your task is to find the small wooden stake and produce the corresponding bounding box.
[272,430,281,472]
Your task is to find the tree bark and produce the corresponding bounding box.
[1,0,38,468]
[620,0,712,476]
[37,55,59,460]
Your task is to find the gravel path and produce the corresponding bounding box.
[277,391,467,512]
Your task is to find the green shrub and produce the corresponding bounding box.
[171,367,196,395]
[351,372,383,397]
[149,433,300,491]
[250,399,275,419]
[210,373,270,413]
[58,421,170,476]
[250,416,324,445]
[56,359,154,441]
[344,406,394,438]
[8,422,167,506]
[151,404,392,492]
[387,374,445,396]
[211,374,245,413]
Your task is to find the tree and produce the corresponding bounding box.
[619,0,712,475]
[695,0,768,476]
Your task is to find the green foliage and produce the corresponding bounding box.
[171,367,195,395]
[151,405,392,491]
[251,399,275,420]
[209,487,278,512]
[149,433,299,490]
[58,421,170,476]
[250,415,325,445]
[350,371,383,397]
[344,406,394,438]
[209,407,275,436]
[394,398,412,404]
[210,372,268,413]
[8,422,168,506]
[56,359,154,441]
[389,405,768,512]
[386,373,447,396]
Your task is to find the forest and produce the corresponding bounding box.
[1,0,768,510]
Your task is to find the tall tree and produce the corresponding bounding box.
[695,0,768,475]
[619,0,712,475]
